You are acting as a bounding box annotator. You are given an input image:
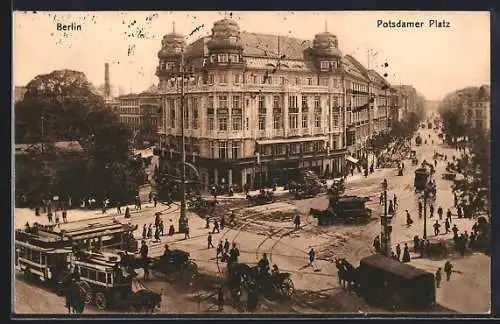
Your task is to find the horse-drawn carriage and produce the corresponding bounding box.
[335,255,435,310]
[357,254,435,310]
[120,249,198,282]
[310,195,372,225]
[246,190,274,206]
[226,263,295,304]
[149,249,198,281]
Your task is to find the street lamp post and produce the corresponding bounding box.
[381,180,392,256]
[178,50,188,233]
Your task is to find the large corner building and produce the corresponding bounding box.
[154,19,396,190]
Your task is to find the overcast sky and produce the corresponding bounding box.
[13,11,490,100]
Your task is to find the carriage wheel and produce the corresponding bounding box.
[78,281,93,304]
[94,292,107,310]
[281,278,295,297]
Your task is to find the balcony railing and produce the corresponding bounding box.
[288,128,300,136]
[272,129,285,137]
[313,127,326,135]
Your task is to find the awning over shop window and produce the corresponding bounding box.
[346,155,359,164]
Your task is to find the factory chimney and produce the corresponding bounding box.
[104,63,111,98]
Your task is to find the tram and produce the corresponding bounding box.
[15,221,138,284]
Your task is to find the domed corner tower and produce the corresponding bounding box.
[205,18,246,70]
[156,22,186,80]
[312,22,342,72]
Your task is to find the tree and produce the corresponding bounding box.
[438,86,479,142]
[15,70,145,207]
[83,108,145,203]
[452,129,490,218]
[15,70,104,143]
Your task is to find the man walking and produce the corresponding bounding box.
[433,221,441,236]
[396,243,401,261]
[444,261,453,281]
[429,205,434,218]
[212,220,220,234]
[216,241,223,260]
[294,215,301,230]
[446,208,452,223]
[223,239,230,255]
[437,206,443,220]
[435,267,442,288]
[229,243,240,265]
[139,240,149,280]
[159,219,164,236]
[402,243,411,263]
[308,248,316,266]
[208,233,214,249]
[445,218,450,234]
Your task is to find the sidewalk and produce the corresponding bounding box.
[14,201,160,229]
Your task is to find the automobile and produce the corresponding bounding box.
[310,195,372,225]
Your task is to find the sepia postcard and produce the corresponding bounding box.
[12,11,491,316]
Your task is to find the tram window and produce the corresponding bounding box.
[80,267,88,278]
[106,273,112,284]
[98,272,106,283]
[41,254,46,265]
[88,270,97,281]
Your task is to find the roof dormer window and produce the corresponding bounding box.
[320,61,330,71]
[218,54,229,63]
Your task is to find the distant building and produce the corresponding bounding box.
[393,85,419,121]
[116,90,163,146]
[14,86,27,103]
[466,85,490,130]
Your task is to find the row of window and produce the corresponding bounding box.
[208,54,241,64]
[120,107,140,114]
[209,141,241,159]
[257,141,326,155]
[79,266,112,284]
[320,61,339,71]
[160,72,344,89]
[346,81,369,93]
[166,137,200,154]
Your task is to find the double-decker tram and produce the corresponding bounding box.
[15,221,138,287]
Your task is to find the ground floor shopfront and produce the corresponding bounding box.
[155,148,347,191]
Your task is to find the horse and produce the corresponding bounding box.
[334,258,358,293]
[65,280,86,314]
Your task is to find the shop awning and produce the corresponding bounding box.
[346,155,359,164]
